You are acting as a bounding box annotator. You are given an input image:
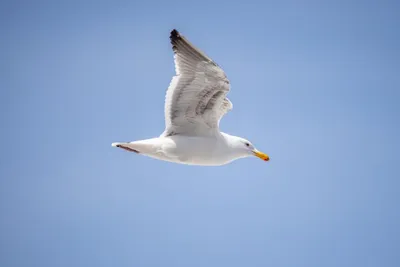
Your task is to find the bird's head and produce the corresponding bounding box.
[230,136,269,162]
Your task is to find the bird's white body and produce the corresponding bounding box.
[113,133,248,166]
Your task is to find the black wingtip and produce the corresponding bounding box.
[170,29,180,40]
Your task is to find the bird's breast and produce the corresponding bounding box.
[160,135,234,166]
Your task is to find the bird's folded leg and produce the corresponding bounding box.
[111,142,139,153]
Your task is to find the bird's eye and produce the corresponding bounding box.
[245,143,250,147]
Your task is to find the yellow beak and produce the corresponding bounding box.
[253,150,270,161]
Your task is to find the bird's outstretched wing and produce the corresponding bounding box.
[162,29,232,137]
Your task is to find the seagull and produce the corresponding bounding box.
[112,29,269,166]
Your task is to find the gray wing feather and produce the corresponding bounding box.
[162,29,231,137]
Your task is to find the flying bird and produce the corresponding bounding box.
[112,29,269,166]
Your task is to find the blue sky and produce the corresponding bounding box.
[1,1,399,266]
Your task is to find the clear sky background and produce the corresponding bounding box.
[1,1,399,267]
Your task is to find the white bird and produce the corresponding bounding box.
[112,29,269,166]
